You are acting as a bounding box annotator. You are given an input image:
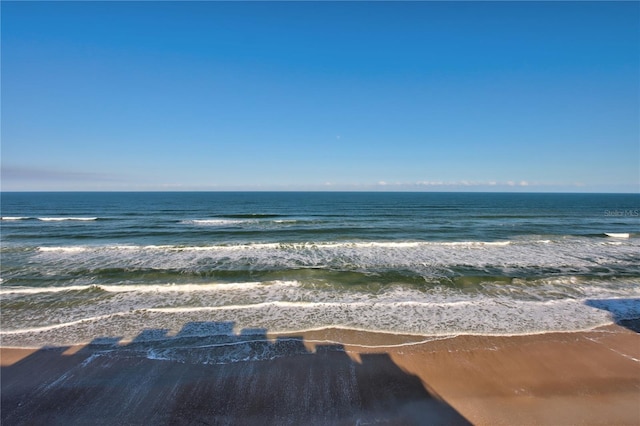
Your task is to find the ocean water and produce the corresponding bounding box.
[1,192,639,348]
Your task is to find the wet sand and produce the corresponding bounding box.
[2,323,639,425]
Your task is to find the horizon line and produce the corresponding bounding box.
[1,190,638,195]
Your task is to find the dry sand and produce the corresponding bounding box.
[2,323,639,425]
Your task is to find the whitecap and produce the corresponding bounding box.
[605,233,630,239]
[38,217,98,222]
[181,219,248,226]
[38,246,88,253]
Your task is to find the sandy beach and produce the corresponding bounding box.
[2,322,639,425]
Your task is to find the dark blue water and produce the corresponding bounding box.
[2,192,638,245]
[1,192,639,346]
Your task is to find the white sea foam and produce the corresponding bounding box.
[0,313,131,335]
[30,237,640,277]
[38,246,89,253]
[2,293,639,347]
[102,281,300,292]
[142,299,487,314]
[0,285,99,294]
[605,233,630,239]
[181,219,247,226]
[34,240,515,252]
[8,236,637,348]
[0,281,300,295]
[29,238,611,254]
[244,241,511,249]
[38,217,98,221]
[437,241,511,247]
[1,216,29,221]
[181,218,306,227]
[2,273,639,347]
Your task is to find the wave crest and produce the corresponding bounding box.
[38,217,98,222]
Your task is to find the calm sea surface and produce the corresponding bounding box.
[1,192,639,347]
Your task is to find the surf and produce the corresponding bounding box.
[37,217,98,221]
[605,232,630,239]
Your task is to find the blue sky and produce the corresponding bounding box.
[2,1,638,192]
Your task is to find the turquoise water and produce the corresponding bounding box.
[1,192,639,346]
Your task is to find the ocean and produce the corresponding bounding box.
[1,192,639,349]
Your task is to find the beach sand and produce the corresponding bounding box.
[2,323,639,425]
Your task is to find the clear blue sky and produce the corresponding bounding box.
[2,1,638,192]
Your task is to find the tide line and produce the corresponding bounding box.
[0,312,131,335]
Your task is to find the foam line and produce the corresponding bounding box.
[38,217,98,221]
[605,233,630,239]
[38,247,89,253]
[0,281,301,295]
[35,240,518,252]
[141,298,539,314]
[0,312,131,335]
[181,219,250,226]
[0,285,100,294]
[33,238,638,254]
[143,335,461,353]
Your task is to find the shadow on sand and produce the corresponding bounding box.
[1,321,470,425]
[585,298,640,333]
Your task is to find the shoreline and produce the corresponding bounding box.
[2,323,639,425]
[3,316,637,350]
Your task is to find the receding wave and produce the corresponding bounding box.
[2,293,639,347]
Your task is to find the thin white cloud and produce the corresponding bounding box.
[0,167,622,192]
[368,180,583,191]
[2,166,122,183]
[0,165,130,191]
